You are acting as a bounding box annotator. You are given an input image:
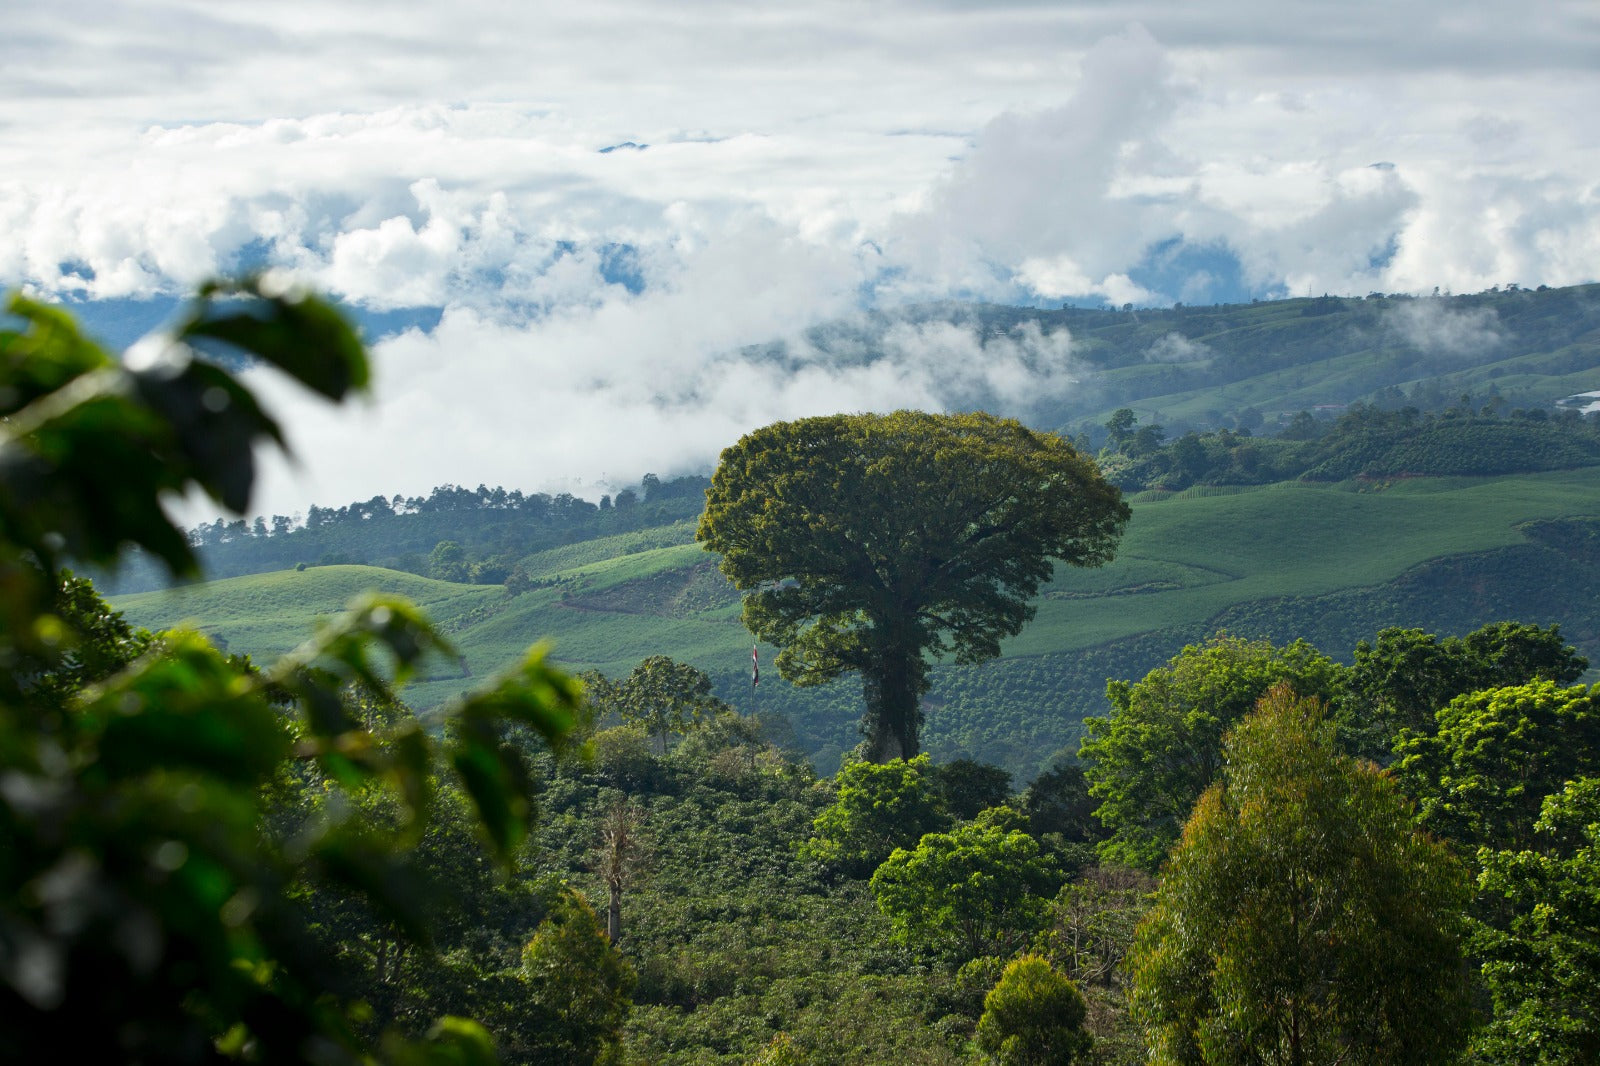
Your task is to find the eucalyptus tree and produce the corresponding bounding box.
[1130,685,1472,1066]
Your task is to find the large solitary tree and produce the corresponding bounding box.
[697,411,1128,761]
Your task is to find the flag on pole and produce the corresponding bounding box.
[751,644,760,688]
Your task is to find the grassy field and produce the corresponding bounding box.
[114,470,1600,774]
[1008,470,1600,655]
[114,566,503,662]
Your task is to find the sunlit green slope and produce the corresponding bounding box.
[115,470,1600,777]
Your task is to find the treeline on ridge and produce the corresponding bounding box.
[100,472,712,594]
[109,390,1600,599]
[1093,395,1600,494]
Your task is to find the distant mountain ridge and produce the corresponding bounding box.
[39,281,1600,444]
[741,283,1600,441]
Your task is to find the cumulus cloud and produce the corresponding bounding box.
[239,233,1086,516]
[6,5,1600,517]
[890,24,1182,300]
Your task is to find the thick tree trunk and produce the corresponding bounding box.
[862,642,927,762]
[607,886,622,945]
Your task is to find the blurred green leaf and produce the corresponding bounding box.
[0,281,592,1063]
[449,717,529,866]
[452,644,584,750]
[178,278,369,401]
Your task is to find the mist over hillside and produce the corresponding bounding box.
[56,281,1600,517]
[740,282,1600,442]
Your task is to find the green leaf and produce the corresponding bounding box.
[309,826,436,945]
[453,644,587,749]
[449,718,529,866]
[83,631,290,784]
[177,278,369,401]
[127,358,284,513]
[389,1017,502,1066]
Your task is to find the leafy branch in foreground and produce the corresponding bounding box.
[0,281,584,1062]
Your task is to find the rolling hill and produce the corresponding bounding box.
[114,469,1600,780]
[747,283,1600,442]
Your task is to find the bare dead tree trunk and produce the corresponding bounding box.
[594,796,648,945]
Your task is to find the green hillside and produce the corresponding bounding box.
[95,284,1600,604]
[115,469,1600,779]
[848,284,1600,438]
[114,566,504,668]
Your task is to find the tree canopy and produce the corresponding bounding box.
[1472,777,1600,1064]
[514,889,635,1065]
[870,807,1058,963]
[1343,621,1587,755]
[1392,680,1600,852]
[974,955,1091,1066]
[583,656,731,754]
[697,410,1128,761]
[800,754,948,878]
[1130,685,1473,1066]
[1080,635,1345,870]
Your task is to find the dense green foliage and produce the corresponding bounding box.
[1130,686,1473,1066]
[1080,636,1345,869]
[800,754,949,878]
[514,889,635,1065]
[1472,778,1600,1064]
[0,282,590,1062]
[582,655,732,754]
[1083,624,1593,871]
[932,758,1015,821]
[973,956,1091,1066]
[1394,681,1600,851]
[871,809,1059,962]
[1344,621,1587,755]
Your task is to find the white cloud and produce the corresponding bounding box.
[890,24,1181,298]
[236,229,1093,516]
[6,4,1600,516]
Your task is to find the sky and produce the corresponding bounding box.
[7,1,1600,519]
